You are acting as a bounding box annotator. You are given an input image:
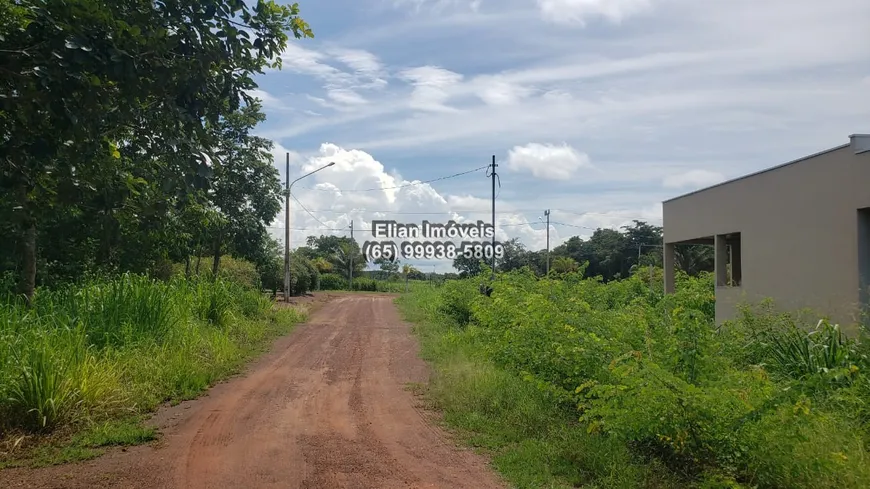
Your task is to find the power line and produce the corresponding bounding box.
[267,226,344,231]
[277,207,663,222]
[290,193,333,229]
[552,209,662,222]
[296,165,489,192]
[550,221,606,231]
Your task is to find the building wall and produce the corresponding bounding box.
[663,143,870,333]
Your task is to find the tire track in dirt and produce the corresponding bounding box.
[1,294,503,489]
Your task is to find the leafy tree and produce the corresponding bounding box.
[1,0,312,302]
[621,220,663,271]
[206,101,281,276]
[374,256,400,279]
[402,264,424,281]
[499,237,532,272]
[304,235,365,278]
[311,257,333,274]
[551,256,580,274]
[331,241,363,281]
[254,235,283,295]
[675,244,715,275]
[453,254,484,278]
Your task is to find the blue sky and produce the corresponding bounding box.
[254,0,870,272]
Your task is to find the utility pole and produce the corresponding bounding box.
[490,155,497,281]
[282,156,335,303]
[283,153,290,302]
[347,220,356,290]
[348,220,354,289]
[544,209,550,276]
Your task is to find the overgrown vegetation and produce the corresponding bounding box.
[398,266,870,489]
[0,273,307,465]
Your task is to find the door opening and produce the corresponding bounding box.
[859,208,870,323]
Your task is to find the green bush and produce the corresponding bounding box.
[438,279,480,326]
[350,277,377,291]
[173,255,261,289]
[319,273,348,291]
[403,268,870,488]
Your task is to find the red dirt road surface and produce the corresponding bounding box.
[2,294,504,489]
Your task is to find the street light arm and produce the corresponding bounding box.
[287,162,335,195]
[283,160,334,302]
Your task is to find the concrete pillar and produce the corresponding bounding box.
[715,234,727,287]
[731,238,742,286]
[664,242,676,294]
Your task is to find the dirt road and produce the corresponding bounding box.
[2,294,504,489]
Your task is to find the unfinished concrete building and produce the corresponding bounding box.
[662,134,870,333]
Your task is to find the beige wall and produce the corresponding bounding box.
[663,140,870,333]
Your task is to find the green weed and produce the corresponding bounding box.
[400,269,870,488]
[0,274,306,466]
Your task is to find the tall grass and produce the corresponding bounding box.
[0,273,304,441]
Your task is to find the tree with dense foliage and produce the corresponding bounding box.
[374,256,400,279]
[205,101,281,276]
[304,235,365,278]
[675,244,715,275]
[0,0,312,302]
[452,220,712,281]
[551,256,580,274]
[452,253,484,278]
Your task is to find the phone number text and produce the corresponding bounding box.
[363,240,504,261]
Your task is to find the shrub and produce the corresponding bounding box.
[350,278,377,291]
[438,279,480,326]
[174,255,261,289]
[405,268,870,487]
[319,273,348,291]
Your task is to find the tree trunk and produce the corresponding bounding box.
[211,231,222,279]
[99,199,119,269]
[184,254,191,278]
[195,245,202,274]
[16,183,36,305]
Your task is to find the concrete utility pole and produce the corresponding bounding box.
[349,220,354,290]
[489,155,497,280]
[284,153,290,302]
[283,155,335,303]
[540,210,550,275]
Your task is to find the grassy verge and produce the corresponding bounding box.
[0,274,308,468]
[397,273,870,489]
[396,288,682,489]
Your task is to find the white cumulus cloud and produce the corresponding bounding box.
[506,143,593,180]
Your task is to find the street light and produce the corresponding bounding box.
[284,156,335,302]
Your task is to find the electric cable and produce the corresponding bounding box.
[297,165,489,192]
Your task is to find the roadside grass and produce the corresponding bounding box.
[398,272,870,489]
[396,288,683,489]
[0,417,157,469]
[0,274,307,468]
